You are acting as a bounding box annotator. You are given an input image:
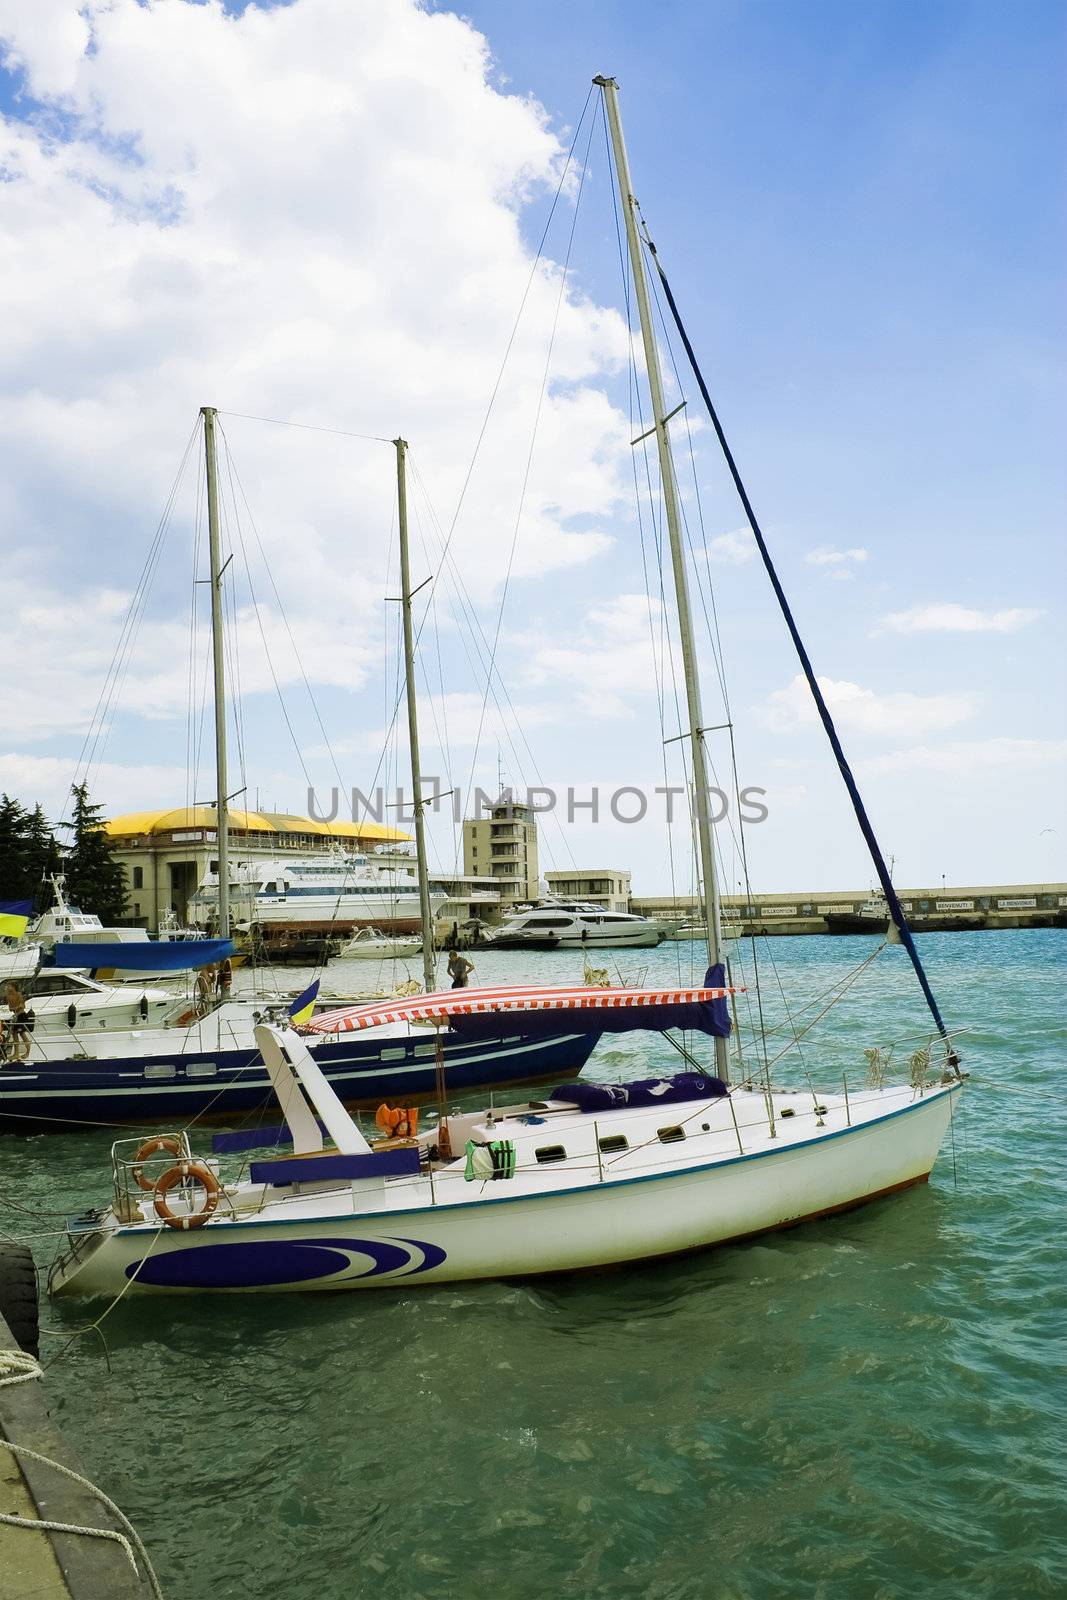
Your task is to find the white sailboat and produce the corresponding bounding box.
[48,76,962,1297]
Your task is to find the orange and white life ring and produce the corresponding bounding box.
[152,1161,221,1230]
[130,1135,183,1192]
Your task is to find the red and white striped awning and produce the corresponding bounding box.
[306,981,738,1035]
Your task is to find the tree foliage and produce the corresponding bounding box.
[0,794,62,903]
[63,784,127,924]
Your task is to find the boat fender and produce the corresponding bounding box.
[130,1135,184,1192]
[153,1161,221,1230]
[66,1003,77,1028]
[139,994,149,1020]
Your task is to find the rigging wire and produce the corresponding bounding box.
[65,417,200,819]
[463,100,600,812]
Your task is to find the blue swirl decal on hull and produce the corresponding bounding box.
[125,1235,447,1289]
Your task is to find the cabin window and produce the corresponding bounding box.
[657,1125,686,1144]
[143,1064,177,1080]
[598,1134,628,1153]
[413,1042,437,1057]
[186,1061,217,1078]
[535,1144,567,1164]
[380,1048,406,1062]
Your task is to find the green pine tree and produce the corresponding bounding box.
[23,805,61,898]
[0,794,31,901]
[64,784,127,924]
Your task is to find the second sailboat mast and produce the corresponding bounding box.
[202,405,230,940]
[394,438,437,994]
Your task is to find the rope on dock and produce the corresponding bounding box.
[0,1348,165,1597]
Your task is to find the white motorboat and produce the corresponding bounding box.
[1,970,176,1038]
[48,1010,961,1297]
[488,901,662,950]
[339,927,422,960]
[30,875,195,980]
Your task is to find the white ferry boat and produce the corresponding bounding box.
[189,853,446,936]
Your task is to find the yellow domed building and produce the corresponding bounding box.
[106,806,413,932]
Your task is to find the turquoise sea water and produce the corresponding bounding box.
[6,929,1066,1598]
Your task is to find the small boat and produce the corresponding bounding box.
[339,927,422,960]
[1,970,176,1037]
[48,1005,960,1297]
[32,876,199,981]
[487,901,662,950]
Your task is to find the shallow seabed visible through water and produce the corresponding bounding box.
[8,930,1067,1598]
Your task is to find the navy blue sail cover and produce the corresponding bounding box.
[448,965,732,1041]
[550,1071,729,1111]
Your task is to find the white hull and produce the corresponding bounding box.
[0,944,41,982]
[51,1079,959,1296]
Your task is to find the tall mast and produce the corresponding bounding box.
[395,438,437,994]
[595,75,728,1077]
[202,406,230,939]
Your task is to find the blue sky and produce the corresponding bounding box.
[0,0,1062,895]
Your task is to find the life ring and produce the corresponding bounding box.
[130,1135,183,1192]
[153,1161,221,1231]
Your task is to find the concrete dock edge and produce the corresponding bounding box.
[0,1309,160,1599]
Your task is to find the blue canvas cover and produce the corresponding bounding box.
[50,937,234,972]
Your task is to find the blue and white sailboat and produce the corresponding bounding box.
[0,420,619,1131]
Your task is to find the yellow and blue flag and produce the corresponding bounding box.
[288,979,320,1026]
[0,900,32,939]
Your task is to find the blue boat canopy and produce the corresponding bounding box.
[50,938,234,972]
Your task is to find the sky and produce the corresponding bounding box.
[0,0,1063,897]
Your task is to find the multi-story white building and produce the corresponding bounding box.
[545,870,631,913]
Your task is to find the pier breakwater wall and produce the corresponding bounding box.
[631,882,1067,937]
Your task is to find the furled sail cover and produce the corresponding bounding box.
[307,967,735,1039]
[49,938,235,971]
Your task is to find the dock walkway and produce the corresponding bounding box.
[0,1311,159,1599]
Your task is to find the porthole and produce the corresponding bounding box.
[657,1125,685,1144]
[143,1064,177,1081]
[535,1145,567,1164]
[598,1134,628,1153]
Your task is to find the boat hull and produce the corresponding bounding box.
[52,1086,958,1295]
[0,1028,600,1130]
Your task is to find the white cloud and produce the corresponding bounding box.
[520,593,678,719]
[805,545,869,566]
[860,737,1067,778]
[763,674,977,738]
[2,578,378,743]
[0,752,190,826]
[0,0,634,746]
[707,528,755,565]
[879,603,1043,634]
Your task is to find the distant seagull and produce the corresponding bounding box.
[1039,827,1057,835]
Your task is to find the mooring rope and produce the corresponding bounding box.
[0,1348,165,1597]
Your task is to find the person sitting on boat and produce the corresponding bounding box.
[195,965,215,1016]
[216,956,233,999]
[447,949,474,989]
[1,982,34,1062]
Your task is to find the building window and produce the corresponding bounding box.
[132,866,144,889]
